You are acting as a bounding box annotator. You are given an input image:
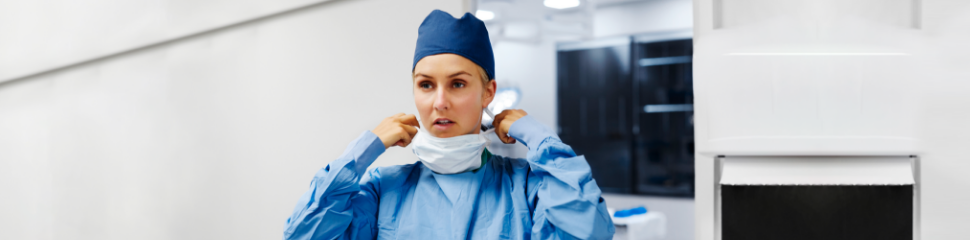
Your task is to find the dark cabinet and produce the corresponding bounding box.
[557,38,694,197]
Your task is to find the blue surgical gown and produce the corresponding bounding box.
[283,116,615,239]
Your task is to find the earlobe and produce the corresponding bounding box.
[482,94,492,108]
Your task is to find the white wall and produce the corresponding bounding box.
[0,0,463,239]
[0,0,327,81]
[594,0,693,38]
[492,40,559,129]
[907,1,970,238]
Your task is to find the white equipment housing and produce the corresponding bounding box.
[692,0,924,239]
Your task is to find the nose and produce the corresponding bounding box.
[433,88,449,111]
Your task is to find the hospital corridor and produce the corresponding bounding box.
[1,0,969,240]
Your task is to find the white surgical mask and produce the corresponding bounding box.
[411,129,492,174]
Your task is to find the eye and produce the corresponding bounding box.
[418,81,433,89]
[452,81,465,88]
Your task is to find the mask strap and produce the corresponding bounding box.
[480,108,496,131]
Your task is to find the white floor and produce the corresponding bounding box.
[602,193,695,240]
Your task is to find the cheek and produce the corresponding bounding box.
[414,95,432,124]
[414,93,431,110]
[453,94,482,122]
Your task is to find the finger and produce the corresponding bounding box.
[401,124,418,137]
[397,130,414,146]
[495,129,510,143]
[395,140,405,147]
[492,110,508,127]
[385,113,405,123]
[504,131,517,144]
[398,114,420,128]
[389,113,405,122]
[502,135,516,144]
[498,124,517,144]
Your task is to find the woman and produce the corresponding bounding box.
[283,10,614,239]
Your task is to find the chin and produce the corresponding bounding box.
[430,131,460,138]
[429,128,472,138]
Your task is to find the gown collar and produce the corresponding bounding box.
[431,154,488,206]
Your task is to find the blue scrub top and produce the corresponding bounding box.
[283,116,615,239]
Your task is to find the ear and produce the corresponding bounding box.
[482,79,496,108]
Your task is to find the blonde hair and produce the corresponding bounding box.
[474,65,493,86]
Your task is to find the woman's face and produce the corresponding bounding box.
[413,54,495,138]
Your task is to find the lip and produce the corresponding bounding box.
[432,118,456,131]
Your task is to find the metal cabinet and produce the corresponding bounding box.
[556,35,694,197]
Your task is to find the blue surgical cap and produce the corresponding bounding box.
[413,10,495,80]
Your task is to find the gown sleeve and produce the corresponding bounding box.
[283,131,385,240]
[508,116,616,240]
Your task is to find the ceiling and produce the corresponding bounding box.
[476,0,656,43]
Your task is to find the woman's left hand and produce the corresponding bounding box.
[492,109,528,144]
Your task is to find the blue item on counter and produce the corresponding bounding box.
[614,206,648,218]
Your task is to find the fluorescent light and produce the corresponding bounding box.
[476,10,495,21]
[544,0,580,9]
[726,53,909,56]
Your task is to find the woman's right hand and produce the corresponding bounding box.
[372,113,420,149]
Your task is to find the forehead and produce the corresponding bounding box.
[413,54,481,77]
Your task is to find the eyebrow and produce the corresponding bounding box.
[414,71,472,79]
